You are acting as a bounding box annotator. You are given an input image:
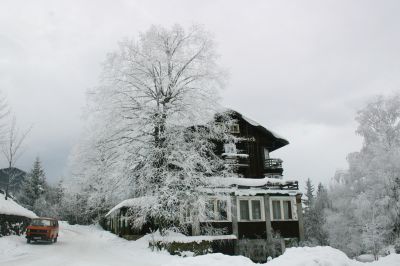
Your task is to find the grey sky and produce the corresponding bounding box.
[1,0,400,188]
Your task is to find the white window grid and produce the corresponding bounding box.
[230,124,240,133]
[237,196,265,222]
[201,196,232,222]
[269,196,298,221]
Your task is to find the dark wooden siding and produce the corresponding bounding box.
[238,222,267,239]
[271,221,300,238]
[221,111,288,179]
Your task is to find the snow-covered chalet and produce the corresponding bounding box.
[104,110,304,261]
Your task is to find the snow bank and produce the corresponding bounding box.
[1,222,399,266]
[162,246,400,266]
[0,194,37,218]
[162,253,255,266]
[265,246,400,266]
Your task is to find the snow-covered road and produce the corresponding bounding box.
[0,222,399,266]
[0,222,178,266]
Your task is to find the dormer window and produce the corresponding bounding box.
[229,124,240,133]
[224,143,237,154]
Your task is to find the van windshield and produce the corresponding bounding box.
[30,219,52,226]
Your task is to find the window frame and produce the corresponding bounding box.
[181,205,193,224]
[203,196,232,222]
[269,196,298,221]
[229,124,240,133]
[237,196,265,222]
[223,143,237,154]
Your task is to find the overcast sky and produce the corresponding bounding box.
[1,0,400,188]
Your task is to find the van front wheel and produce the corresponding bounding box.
[27,239,31,244]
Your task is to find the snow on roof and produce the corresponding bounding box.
[0,194,37,219]
[221,153,249,158]
[241,114,288,141]
[106,196,156,217]
[207,176,297,187]
[200,187,300,196]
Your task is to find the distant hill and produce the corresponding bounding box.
[0,168,27,196]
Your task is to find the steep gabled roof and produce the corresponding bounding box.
[226,109,289,152]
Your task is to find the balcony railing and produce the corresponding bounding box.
[264,158,283,175]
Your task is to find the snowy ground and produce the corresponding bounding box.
[0,222,399,266]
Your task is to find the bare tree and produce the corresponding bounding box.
[1,116,30,200]
[0,91,10,137]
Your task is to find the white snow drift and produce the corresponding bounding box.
[0,222,399,266]
[0,195,37,218]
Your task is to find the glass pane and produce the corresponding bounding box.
[283,201,292,220]
[240,200,250,220]
[206,199,215,220]
[224,143,237,154]
[217,200,228,220]
[272,201,281,220]
[251,200,262,220]
[264,148,269,159]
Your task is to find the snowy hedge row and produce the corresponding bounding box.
[0,214,31,237]
[149,238,235,257]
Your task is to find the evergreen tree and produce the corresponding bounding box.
[304,178,315,210]
[18,157,47,209]
[303,180,329,246]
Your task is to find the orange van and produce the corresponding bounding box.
[26,217,59,243]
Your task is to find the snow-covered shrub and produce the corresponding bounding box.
[0,214,30,237]
[149,239,235,257]
[395,239,400,254]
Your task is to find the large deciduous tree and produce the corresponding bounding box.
[326,93,400,258]
[1,116,30,200]
[68,25,233,230]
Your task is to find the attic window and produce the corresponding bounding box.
[229,124,240,133]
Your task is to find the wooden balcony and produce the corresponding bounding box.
[264,158,283,175]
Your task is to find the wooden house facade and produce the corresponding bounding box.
[104,110,304,261]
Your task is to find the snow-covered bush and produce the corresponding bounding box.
[0,214,30,237]
[395,238,400,254]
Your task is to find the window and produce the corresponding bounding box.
[240,200,250,220]
[270,197,297,221]
[224,143,237,154]
[272,200,282,220]
[283,201,292,220]
[264,148,269,160]
[182,206,193,223]
[205,197,231,222]
[252,200,262,220]
[230,124,240,133]
[237,197,265,221]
